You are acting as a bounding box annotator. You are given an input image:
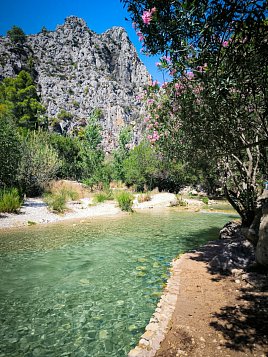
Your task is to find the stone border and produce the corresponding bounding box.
[128,257,183,357]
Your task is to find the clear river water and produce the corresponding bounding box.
[0,209,238,357]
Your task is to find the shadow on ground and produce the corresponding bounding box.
[23,200,48,208]
[210,287,268,352]
[190,239,268,353]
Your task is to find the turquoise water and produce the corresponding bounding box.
[0,210,237,357]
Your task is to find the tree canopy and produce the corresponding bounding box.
[7,26,27,45]
[122,0,268,226]
[0,70,45,131]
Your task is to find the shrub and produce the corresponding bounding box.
[115,191,134,212]
[44,192,67,213]
[201,196,209,205]
[0,111,22,187]
[93,190,113,204]
[178,199,188,207]
[0,188,22,213]
[46,180,87,200]
[137,192,151,203]
[175,195,188,206]
[18,131,60,196]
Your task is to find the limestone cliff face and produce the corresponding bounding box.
[0,16,150,151]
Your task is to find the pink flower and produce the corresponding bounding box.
[222,40,229,47]
[161,55,171,62]
[175,82,183,90]
[196,65,204,72]
[142,7,156,25]
[187,71,194,79]
[170,69,177,76]
[152,130,160,141]
[137,30,144,42]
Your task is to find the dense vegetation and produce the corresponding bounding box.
[0,21,207,205]
[2,9,267,232]
[0,65,203,212]
[122,0,267,224]
[120,0,268,265]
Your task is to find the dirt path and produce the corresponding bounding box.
[155,240,268,357]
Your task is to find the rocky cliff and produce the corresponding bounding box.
[0,16,151,151]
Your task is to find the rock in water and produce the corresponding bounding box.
[0,16,151,152]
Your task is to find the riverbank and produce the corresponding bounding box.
[129,232,268,357]
[0,192,180,230]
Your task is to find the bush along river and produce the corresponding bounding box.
[0,209,238,357]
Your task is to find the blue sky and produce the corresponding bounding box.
[0,0,169,83]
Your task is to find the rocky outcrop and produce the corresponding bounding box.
[241,191,268,266]
[208,221,255,272]
[254,191,268,266]
[0,16,151,151]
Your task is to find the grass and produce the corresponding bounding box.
[137,192,151,203]
[44,180,90,213]
[93,190,114,204]
[0,188,22,213]
[115,191,134,212]
[46,180,88,200]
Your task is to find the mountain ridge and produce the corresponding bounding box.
[0,16,151,151]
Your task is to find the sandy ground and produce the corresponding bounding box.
[155,240,268,357]
[0,193,178,230]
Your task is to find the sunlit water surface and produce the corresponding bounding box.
[0,209,237,357]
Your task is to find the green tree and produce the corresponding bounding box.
[0,71,45,131]
[123,0,267,224]
[123,141,159,191]
[0,107,22,187]
[48,133,82,179]
[79,109,105,183]
[112,126,133,181]
[18,131,60,196]
[7,26,26,45]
